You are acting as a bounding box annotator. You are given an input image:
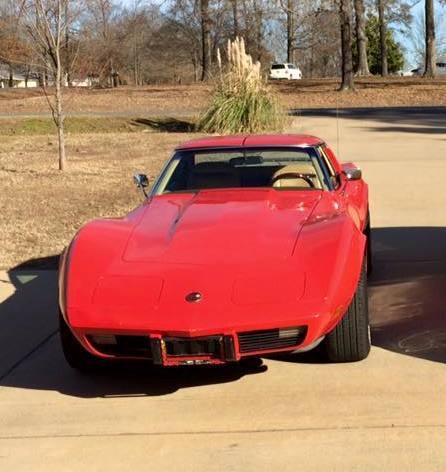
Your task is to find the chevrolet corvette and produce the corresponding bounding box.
[59,134,371,370]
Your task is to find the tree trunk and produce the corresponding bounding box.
[339,0,355,90]
[200,0,211,81]
[56,96,66,171]
[377,0,388,76]
[55,54,66,171]
[134,38,139,85]
[424,0,436,77]
[286,0,296,64]
[8,64,14,88]
[64,0,71,86]
[112,72,119,87]
[354,0,370,75]
[231,0,239,38]
[192,50,199,82]
[253,0,263,61]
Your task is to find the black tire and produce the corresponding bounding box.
[323,260,371,362]
[59,310,101,372]
[364,211,373,276]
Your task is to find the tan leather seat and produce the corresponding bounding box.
[187,162,240,190]
[271,163,321,189]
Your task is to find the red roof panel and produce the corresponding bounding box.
[176,134,324,150]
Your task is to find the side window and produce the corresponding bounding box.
[319,146,340,190]
[158,154,193,193]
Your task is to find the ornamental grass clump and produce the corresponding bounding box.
[197,37,284,134]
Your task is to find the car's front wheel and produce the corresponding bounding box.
[59,310,102,372]
[323,260,371,362]
[364,211,373,275]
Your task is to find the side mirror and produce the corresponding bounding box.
[341,164,362,181]
[344,168,362,181]
[133,173,149,197]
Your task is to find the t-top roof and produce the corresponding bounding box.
[176,134,325,150]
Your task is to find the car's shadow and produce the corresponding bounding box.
[0,226,445,398]
[4,334,267,398]
[368,227,446,364]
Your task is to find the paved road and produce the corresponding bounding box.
[1,110,445,470]
[2,104,446,124]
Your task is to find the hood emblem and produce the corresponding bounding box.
[185,292,202,303]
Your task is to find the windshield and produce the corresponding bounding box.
[152,147,329,194]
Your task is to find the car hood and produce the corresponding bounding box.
[66,188,366,333]
[122,189,322,265]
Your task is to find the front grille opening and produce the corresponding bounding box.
[237,326,307,354]
[87,335,152,359]
[164,336,223,358]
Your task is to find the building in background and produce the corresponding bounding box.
[0,65,38,88]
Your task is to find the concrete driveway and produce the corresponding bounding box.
[1,108,445,470]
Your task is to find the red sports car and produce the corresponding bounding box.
[59,134,371,370]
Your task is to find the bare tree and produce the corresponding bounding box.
[274,0,297,64]
[339,0,354,90]
[164,0,202,82]
[408,6,446,68]
[354,0,370,75]
[22,0,75,170]
[120,0,147,85]
[80,0,121,86]
[0,1,32,87]
[253,0,263,61]
[286,0,296,63]
[424,0,435,77]
[63,0,72,85]
[5,0,418,87]
[230,0,239,38]
[200,0,211,80]
[97,0,118,86]
[377,0,388,76]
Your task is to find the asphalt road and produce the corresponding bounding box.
[1,109,446,470]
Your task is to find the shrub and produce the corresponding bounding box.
[197,37,284,134]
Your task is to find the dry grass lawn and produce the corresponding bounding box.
[1,77,446,117]
[0,85,208,116]
[0,131,199,269]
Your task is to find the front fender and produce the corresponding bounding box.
[294,213,365,336]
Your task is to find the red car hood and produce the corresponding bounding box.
[66,187,367,335]
[123,189,322,265]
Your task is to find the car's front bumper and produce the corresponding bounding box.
[73,325,311,366]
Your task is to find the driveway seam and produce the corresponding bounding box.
[1,423,445,440]
[0,330,58,382]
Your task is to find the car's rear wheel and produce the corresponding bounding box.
[59,311,101,372]
[323,260,371,362]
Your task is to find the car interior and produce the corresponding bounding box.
[155,149,327,194]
